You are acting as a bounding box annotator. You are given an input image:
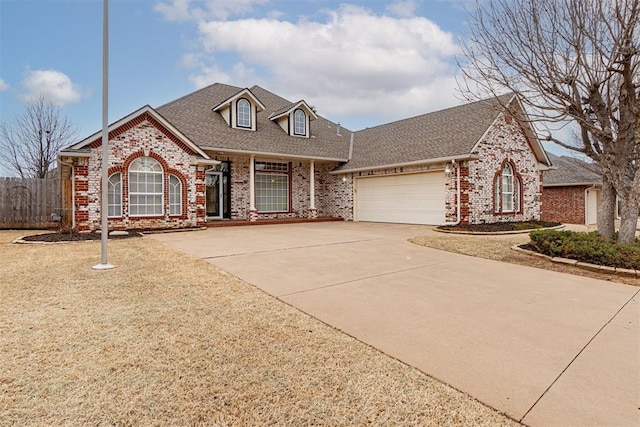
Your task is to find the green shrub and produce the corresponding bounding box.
[528,230,640,270]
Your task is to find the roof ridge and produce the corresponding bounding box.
[157,82,243,110]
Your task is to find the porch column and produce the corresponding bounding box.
[308,160,318,219]
[248,155,257,221]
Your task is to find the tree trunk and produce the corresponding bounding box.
[598,176,616,239]
[618,192,639,243]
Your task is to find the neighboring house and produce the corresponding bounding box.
[57,83,551,231]
[541,153,602,225]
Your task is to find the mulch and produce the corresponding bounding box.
[438,220,560,233]
[20,231,143,242]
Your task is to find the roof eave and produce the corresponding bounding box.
[200,147,348,162]
[58,150,92,158]
[543,182,602,187]
[331,154,481,175]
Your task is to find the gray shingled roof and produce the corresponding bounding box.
[544,153,602,186]
[156,83,350,160]
[337,93,516,171]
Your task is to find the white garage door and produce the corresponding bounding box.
[355,172,445,225]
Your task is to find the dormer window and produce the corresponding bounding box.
[212,88,265,131]
[237,98,251,128]
[294,109,306,135]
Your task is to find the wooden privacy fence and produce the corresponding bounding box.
[0,177,62,229]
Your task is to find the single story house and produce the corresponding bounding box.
[57,84,552,231]
[541,153,602,225]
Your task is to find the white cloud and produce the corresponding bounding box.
[154,0,267,22]
[385,0,419,17]
[0,78,9,91]
[183,4,462,127]
[21,70,82,106]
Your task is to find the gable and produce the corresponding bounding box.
[67,106,212,160]
[470,96,550,168]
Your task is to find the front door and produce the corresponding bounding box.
[206,171,223,218]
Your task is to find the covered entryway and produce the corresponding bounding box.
[205,161,231,220]
[355,172,445,225]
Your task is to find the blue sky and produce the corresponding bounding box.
[0,0,566,175]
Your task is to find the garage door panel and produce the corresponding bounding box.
[356,172,445,225]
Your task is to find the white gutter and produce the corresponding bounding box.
[442,160,461,226]
[58,151,92,158]
[196,159,221,166]
[200,146,348,162]
[543,182,601,187]
[331,154,479,175]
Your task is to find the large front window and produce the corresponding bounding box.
[129,156,163,216]
[255,161,289,212]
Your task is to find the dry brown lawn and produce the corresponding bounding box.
[0,230,517,426]
[410,232,640,287]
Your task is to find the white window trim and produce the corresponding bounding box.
[293,109,306,136]
[107,172,122,218]
[128,157,164,217]
[254,161,290,213]
[495,163,519,214]
[169,174,182,216]
[237,98,251,129]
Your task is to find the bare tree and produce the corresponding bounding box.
[0,97,77,179]
[458,0,639,242]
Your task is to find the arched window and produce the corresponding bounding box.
[129,156,163,216]
[494,162,520,213]
[237,98,251,128]
[294,109,306,135]
[107,172,122,217]
[169,174,182,216]
[501,163,514,212]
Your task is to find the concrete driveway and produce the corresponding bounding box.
[151,222,639,426]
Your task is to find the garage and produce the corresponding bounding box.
[355,172,446,225]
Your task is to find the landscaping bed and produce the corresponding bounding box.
[526,229,640,270]
[19,230,143,242]
[438,220,560,233]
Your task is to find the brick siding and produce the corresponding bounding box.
[541,186,587,224]
[75,118,204,231]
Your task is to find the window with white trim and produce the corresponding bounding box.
[107,172,122,217]
[169,174,182,216]
[129,157,163,216]
[237,98,251,128]
[502,163,514,212]
[294,109,306,135]
[255,161,289,212]
[494,162,520,213]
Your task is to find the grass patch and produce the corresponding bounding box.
[528,229,640,270]
[0,231,515,426]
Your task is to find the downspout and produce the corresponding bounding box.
[585,184,597,226]
[442,160,461,226]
